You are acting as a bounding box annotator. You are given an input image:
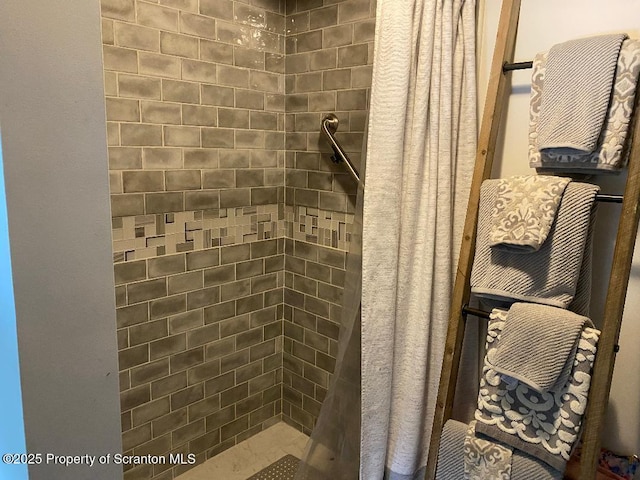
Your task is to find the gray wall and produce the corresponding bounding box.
[0,1,123,479]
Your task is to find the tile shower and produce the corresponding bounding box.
[101,0,374,477]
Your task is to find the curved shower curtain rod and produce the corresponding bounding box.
[321,114,361,183]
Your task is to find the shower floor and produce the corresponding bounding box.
[175,422,309,480]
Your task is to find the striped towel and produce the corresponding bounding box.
[471,180,599,316]
[537,34,627,154]
[488,303,593,393]
[530,39,640,173]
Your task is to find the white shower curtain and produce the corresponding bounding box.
[361,1,477,479]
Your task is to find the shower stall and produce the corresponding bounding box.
[102,0,375,478]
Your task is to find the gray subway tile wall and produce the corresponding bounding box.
[102,0,374,478]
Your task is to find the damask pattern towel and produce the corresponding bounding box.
[530,39,640,173]
[489,176,571,253]
[471,180,599,315]
[474,309,600,472]
[464,420,513,479]
[537,34,627,153]
[436,419,562,480]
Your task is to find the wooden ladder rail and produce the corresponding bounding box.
[424,0,522,478]
[426,1,640,479]
[578,72,640,480]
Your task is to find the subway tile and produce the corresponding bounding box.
[218,108,250,129]
[101,0,135,22]
[323,24,353,49]
[200,39,234,64]
[219,151,249,169]
[104,71,118,96]
[130,318,168,346]
[150,294,187,319]
[219,188,250,208]
[169,271,204,295]
[203,265,235,287]
[201,85,235,107]
[170,347,205,373]
[220,383,249,408]
[352,64,373,87]
[119,345,149,371]
[106,98,139,122]
[295,72,322,93]
[153,409,188,437]
[115,22,159,52]
[145,192,184,213]
[186,286,220,310]
[169,310,204,334]
[185,190,219,210]
[265,11,285,34]
[131,358,170,387]
[150,333,187,361]
[221,243,251,263]
[162,79,200,104]
[164,126,201,147]
[172,385,205,412]
[122,170,164,193]
[160,32,199,58]
[237,293,264,315]
[309,49,337,71]
[251,150,278,168]
[235,89,265,110]
[182,105,217,127]
[134,433,172,457]
[151,371,188,398]
[338,43,369,67]
[203,301,236,324]
[103,45,138,73]
[250,71,281,93]
[186,322,220,348]
[219,314,250,338]
[114,260,147,285]
[295,31,322,53]
[143,148,182,169]
[217,65,249,88]
[308,91,336,112]
[188,395,220,422]
[111,194,145,217]
[310,6,338,29]
[205,404,234,431]
[165,170,202,191]
[234,46,265,70]
[204,337,235,362]
[235,130,265,149]
[201,128,235,148]
[159,0,198,12]
[137,2,179,31]
[266,53,285,74]
[138,52,181,79]
[107,122,119,146]
[199,0,233,20]
[294,188,319,208]
[127,278,167,304]
[285,12,309,35]
[354,18,375,42]
[180,12,217,40]
[119,75,161,100]
[140,101,181,125]
[251,186,279,205]
[172,420,206,447]
[286,94,309,112]
[338,0,372,22]
[220,279,251,301]
[337,88,368,110]
[122,423,152,452]
[121,124,163,146]
[323,69,351,90]
[250,112,278,130]
[184,149,219,169]
[202,169,234,188]
[186,249,219,270]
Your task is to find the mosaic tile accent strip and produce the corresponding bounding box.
[112,205,285,262]
[285,206,354,251]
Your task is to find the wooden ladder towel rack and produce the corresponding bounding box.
[424,1,640,479]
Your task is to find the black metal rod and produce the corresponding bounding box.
[502,61,533,72]
[461,304,620,352]
[596,194,624,204]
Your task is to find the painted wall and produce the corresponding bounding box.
[0,0,123,479]
[478,0,640,455]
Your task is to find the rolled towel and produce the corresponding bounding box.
[436,419,562,480]
[471,180,599,316]
[490,175,571,253]
[489,303,593,393]
[530,39,640,173]
[475,309,601,472]
[537,34,627,154]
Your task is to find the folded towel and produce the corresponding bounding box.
[464,420,513,479]
[489,303,593,393]
[490,176,571,253]
[537,34,627,154]
[474,309,600,472]
[530,39,640,173]
[471,180,599,315]
[437,419,562,480]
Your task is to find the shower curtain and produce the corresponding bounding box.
[361,1,477,479]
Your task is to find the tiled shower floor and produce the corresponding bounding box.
[175,422,309,480]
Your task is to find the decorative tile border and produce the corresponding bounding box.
[284,206,354,251]
[112,205,285,262]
